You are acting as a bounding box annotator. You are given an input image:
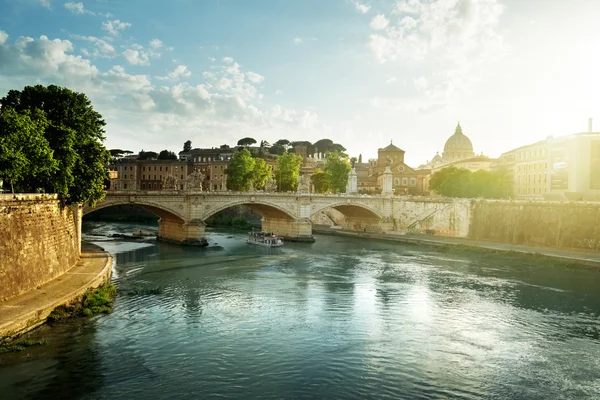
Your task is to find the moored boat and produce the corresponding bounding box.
[247,232,284,247]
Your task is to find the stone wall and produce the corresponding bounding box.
[394,197,471,237]
[469,200,600,250]
[0,194,81,301]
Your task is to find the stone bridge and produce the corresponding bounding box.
[84,191,396,245]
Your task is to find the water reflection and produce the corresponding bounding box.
[1,222,599,400]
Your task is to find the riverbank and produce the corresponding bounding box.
[312,226,600,266]
[0,243,112,339]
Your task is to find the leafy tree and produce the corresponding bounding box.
[220,144,230,149]
[330,143,347,155]
[269,143,286,155]
[0,84,110,205]
[0,108,56,193]
[157,149,177,160]
[183,140,192,152]
[310,168,329,193]
[275,152,302,192]
[225,148,255,191]
[313,138,334,157]
[429,166,510,198]
[138,150,158,160]
[324,151,351,193]
[358,154,363,164]
[252,157,271,190]
[237,137,257,147]
[350,157,357,167]
[274,139,290,147]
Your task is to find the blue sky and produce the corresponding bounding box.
[1,0,599,165]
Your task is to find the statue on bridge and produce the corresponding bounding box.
[186,168,205,192]
[162,174,178,191]
[264,177,277,193]
[297,175,310,194]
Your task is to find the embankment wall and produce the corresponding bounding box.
[0,194,82,301]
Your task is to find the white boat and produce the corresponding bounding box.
[247,232,284,247]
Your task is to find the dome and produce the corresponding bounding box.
[443,123,473,153]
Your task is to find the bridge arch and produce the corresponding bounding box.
[83,197,186,222]
[204,199,297,221]
[311,201,383,220]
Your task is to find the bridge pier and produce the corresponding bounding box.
[158,217,208,246]
[342,216,391,233]
[262,217,315,242]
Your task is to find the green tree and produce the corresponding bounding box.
[225,148,255,191]
[276,152,302,191]
[313,138,334,157]
[324,151,351,193]
[237,137,257,147]
[157,149,177,160]
[252,157,271,190]
[138,150,158,160]
[183,140,192,152]
[0,108,56,193]
[0,85,110,205]
[310,168,329,193]
[358,154,363,163]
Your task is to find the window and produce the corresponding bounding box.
[154,175,157,180]
[130,166,133,171]
[394,178,400,185]
[402,178,408,186]
[124,174,127,179]
[166,167,169,172]
[180,184,184,190]
[142,183,146,189]
[143,175,145,179]
[124,183,127,189]
[410,178,416,186]
[154,167,157,171]
[143,167,146,171]
[160,167,162,171]
[181,175,184,180]
[153,183,157,189]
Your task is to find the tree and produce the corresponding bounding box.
[313,139,334,157]
[0,84,110,205]
[237,137,257,147]
[358,154,363,164]
[350,157,357,167]
[252,157,271,190]
[225,148,255,191]
[324,151,351,193]
[276,152,302,192]
[310,168,329,193]
[157,149,177,160]
[269,143,286,155]
[429,167,510,198]
[138,150,158,160]
[0,108,56,193]
[183,140,192,152]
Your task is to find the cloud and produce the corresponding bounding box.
[367,0,506,108]
[64,2,93,15]
[71,35,116,58]
[40,0,51,9]
[0,33,327,153]
[222,57,234,64]
[275,89,283,95]
[102,19,131,36]
[385,77,397,84]
[149,39,162,49]
[370,14,389,30]
[246,71,264,84]
[352,0,370,14]
[293,38,303,44]
[122,48,149,65]
[168,65,191,80]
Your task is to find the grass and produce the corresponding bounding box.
[48,283,117,323]
[0,338,48,354]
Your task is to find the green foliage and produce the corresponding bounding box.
[269,143,287,155]
[0,84,110,205]
[252,157,271,190]
[157,149,177,160]
[48,283,116,322]
[276,152,302,191]
[324,151,351,193]
[310,168,329,193]
[429,166,512,198]
[0,108,57,193]
[232,216,250,229]
[138,150,158,160]
[237,137,257,147]
[0,338,47,354]
[183,140,192,152]
[226,148,256,191]
[358,154,363,164]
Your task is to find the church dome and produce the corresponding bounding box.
[444,123,473,153]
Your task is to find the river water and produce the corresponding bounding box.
[1,221,600,399]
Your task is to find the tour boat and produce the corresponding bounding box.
[247,232,284,247]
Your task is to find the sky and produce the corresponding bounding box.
[0,0,599,166]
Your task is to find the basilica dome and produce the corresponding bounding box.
[442,123,475,162]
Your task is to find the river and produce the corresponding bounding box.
[1,221,599,399]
